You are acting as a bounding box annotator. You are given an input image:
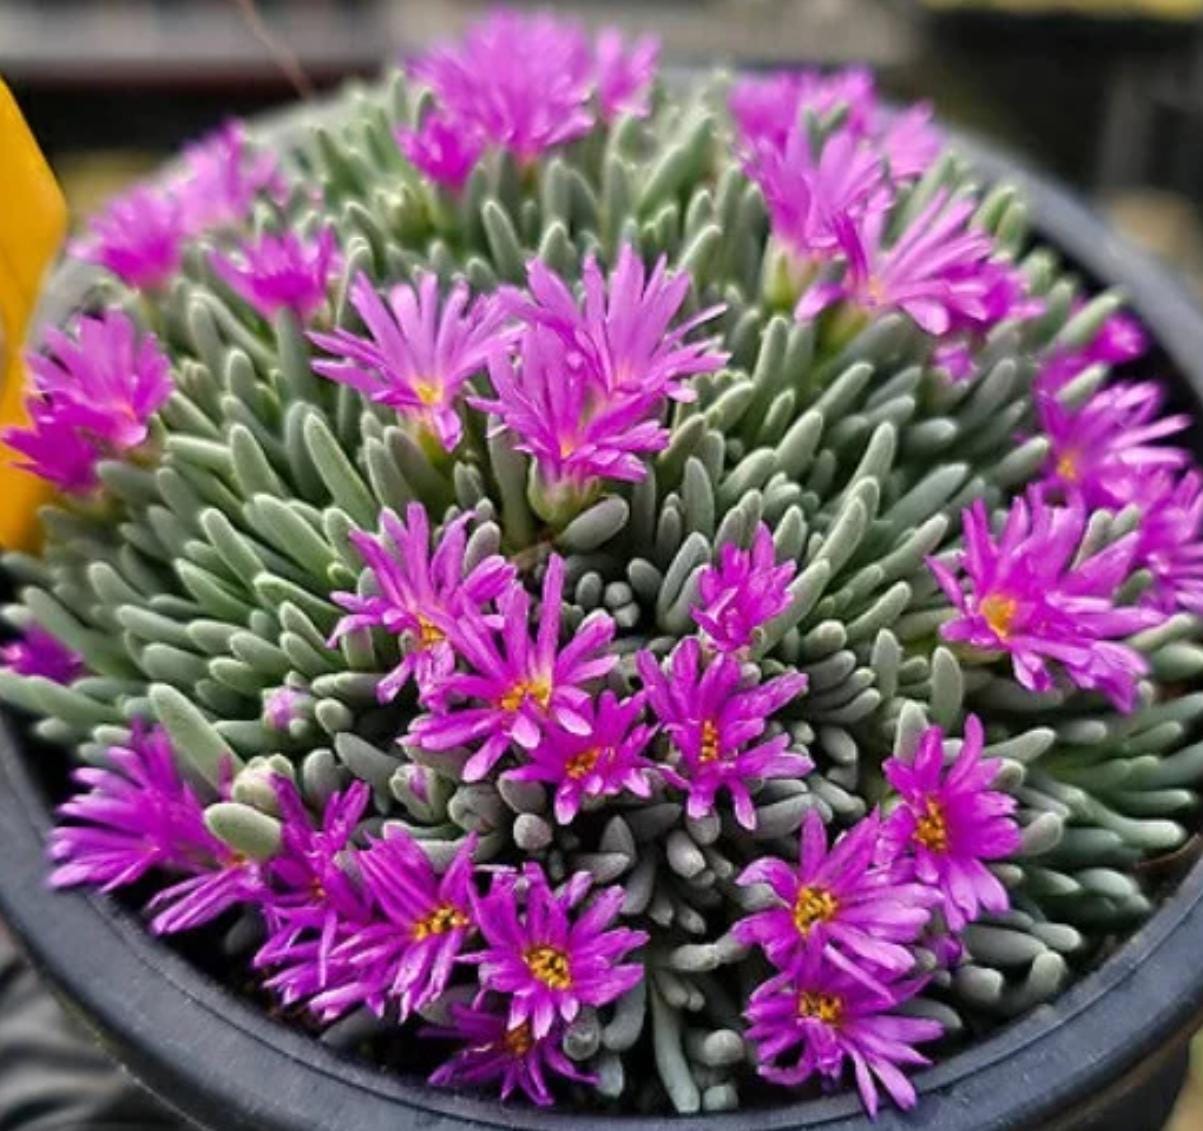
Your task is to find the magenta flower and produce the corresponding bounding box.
[1132,470,1203,617]
[427,1001,594,1106]
[3,403,101,494]
[881,716,1021,931]
[465,865,647,1038]
[1,626,83,683]
[408,556,617,781]
[747,124,887,261]
[475,325,669,499]
[636,638,810,829]
[877,103,943,182]
[170,120,286,233]
[731,69,876,152]
[211,227,338,321]
[796,192,1000,336]
[506,247,727,405]
[395,114,483,191]
[311,271,513,450]
[1038,382,1189,509]
[252,778,371,981]
[74,185,183,289]
[928,491,1163,710]
[49,725,221,892]
[594,30,659,121]
[503,690,657,824]
[263,686,306,731]
[745,952,941,1117]
[24,312,172,452]
[310,831,477,1021]
[410,11,594,165]
[330,504,515,704]
[1037,309,1147,395]
[692,523,796,652]
[734,811,936,985]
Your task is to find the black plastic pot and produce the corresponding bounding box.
[2,134,1203,1131]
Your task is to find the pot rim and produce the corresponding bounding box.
[3,132,1203,1131]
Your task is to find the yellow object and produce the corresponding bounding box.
[0,78,67,551]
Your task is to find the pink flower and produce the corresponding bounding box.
[211,227,338,320]
[731,69,877,152]
[464,865,646,1038]
[1038,381,1189,509]
[1125,469,1203,617]
[734,811,936,986]
[170,120,286,233]
[745,951,941,1117]
[594,29,659,121]
[928,490,1163,710]
[693,523,795,652]
[304,831,478,1022]
[503,690,657,824]
[410,11,595,165]
[395,114,483,190]
[24,312,172,451]
[426,1001,594,1106]
[408,556,617,781]
[1,627,83,683]
[3,404,101,494]
[311,271,513,450]
[881,716,1021,931]
[329,504,515,704]
[1037,309,1147,395]
[796,192,1002,336]
[73,185,183,289]
[505,247,727,405]
[637,638,810,829]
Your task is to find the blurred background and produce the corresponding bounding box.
[4,0,1203,1126]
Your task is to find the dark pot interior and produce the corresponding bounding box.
[2,133,1203,1131]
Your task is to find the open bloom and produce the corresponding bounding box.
[309,831,477,1021]
[475,324,669,503]
[408,556,617,780]
[505,248,727,405]
[1,627,83,683]
[170,120,285,233]
[745,952,941,1117]
[427,1002,594,1106]
[693,523,796,652]
[734,810,936,985]
[928,490,1162,710]
[503,690,657,824]
[211,227,338,320]
[312,271,513,450]
[395,114,483,191]
[1132,469,1203,616]
[331,504,515,704]
[594,30,659,121]
[881,717,1021,931]
[410,11,594,164]
[466,866,646,1038]
[73,185,183,289]
[637,638,810,829]
[24,312,172,452]
[746,123,887,261]
[797,192,1002,336]
[3,403,101,493]
[1038,381,1189,509]
[731,69,876,152]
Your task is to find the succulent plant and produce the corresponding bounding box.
[4,9,1202,1118]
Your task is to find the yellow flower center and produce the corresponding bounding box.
[1056,450,1079,482]
[865,275,887,305]
[413,379,442,406]
[798,991,844,1025]
[499,676,553,713]
[914,797,949,853]
[565,747,601,780]
[416,614,444,650]
[698,719,722,764]
[524,944,572,989]
[792,885,839,936]
[980,592,1018,639]
[498,1022,534,1057]
[412,902,470,941]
